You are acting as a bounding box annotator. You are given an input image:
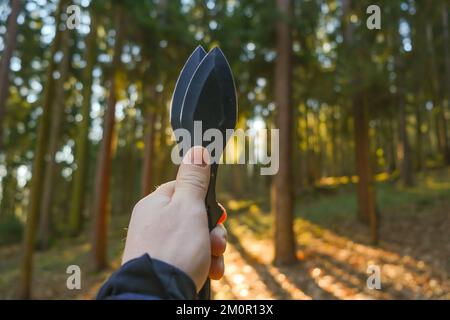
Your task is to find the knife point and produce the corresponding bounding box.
[210,46,222,54]
[203,47,227,68]
[194,45,207,56]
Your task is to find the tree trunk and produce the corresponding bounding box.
[415,97,423,172]
[442,4,450,165]
[305,110,315,186]
[37,23,71,250]
[398,91,413,186]
[330,106,338,177]
[0,162,17,220]
[156,100,170,184]
[120,110,137,214]
[342,0,378,243]
[69,17,97,235]
[412,0,425,172]
[19,0,66,299]
[426,21,449,164]
[141,103,156,196]
[387,118,397,174]
[0,0,22,150]
[353,96,378,243]
[91,7,124,271]
[272,0,296,265]
[395,50,413,186]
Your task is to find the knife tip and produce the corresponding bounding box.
[209,46,222,54]
[194,45,207,56]
[209,46,228,62]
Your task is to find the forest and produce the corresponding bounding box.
[0,0,449,299]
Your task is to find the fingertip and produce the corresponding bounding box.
[212,223,227,241]
[182,146,210,167]
[209,255,225,280]
[211,225,227,256]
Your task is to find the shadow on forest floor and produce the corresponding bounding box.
[0,169,449,299]
[211,168,450,299]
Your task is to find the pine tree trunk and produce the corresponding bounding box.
[396,51,413,186]
[141,103,156,196]
[342,0,378,243]
[0,162,17,220]
[412,1,425,172]
[69,17,97,235]
[0,0,22,150]
[156,101,169,184]
[398,91,413,185]
[387,118,397,174]
[353,96,378,243]
[19,0,66,299]
[121,111,137,214]
[426,21,449,164]
[415,98,423,172]
[91,7,124,271]
[442,4,450,165]
[37,24,71,250]
[331,106,338,177]
[273,0,296,265]
[305,110,315,186]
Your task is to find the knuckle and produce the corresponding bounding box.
[178,170,207,191]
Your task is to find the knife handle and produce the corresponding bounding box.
[198,163,226,300]
[205,163,223,230]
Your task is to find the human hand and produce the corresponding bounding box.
[122,147,227,291]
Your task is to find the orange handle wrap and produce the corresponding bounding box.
[217,203,227,224]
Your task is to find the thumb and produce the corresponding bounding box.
[174,146,210,200]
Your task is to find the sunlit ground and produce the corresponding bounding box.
[213,213,449,299]
[212,169,450,299]
[0,169,449,299]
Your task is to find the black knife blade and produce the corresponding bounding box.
[181,46,237,229]
[170,46,237,300]
[170,45,207,131]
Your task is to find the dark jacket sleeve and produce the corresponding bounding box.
[96,254,197,300]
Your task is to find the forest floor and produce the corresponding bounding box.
[0,168,449,299]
